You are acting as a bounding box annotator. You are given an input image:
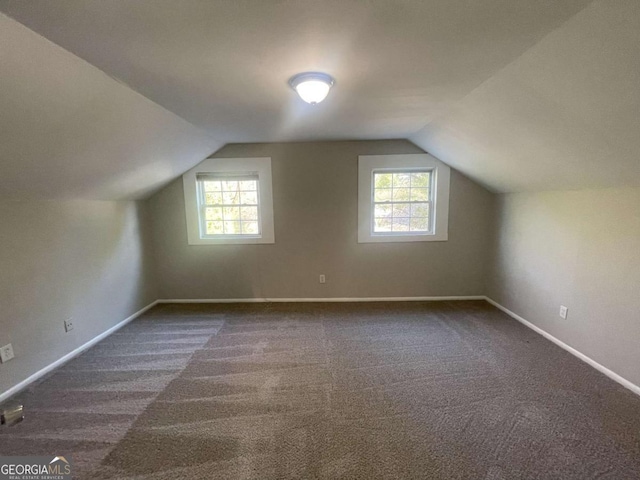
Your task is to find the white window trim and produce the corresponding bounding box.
[358,154,450,243]
[183,157,275,245]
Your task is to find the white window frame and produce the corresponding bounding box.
[358,154,450,243]
[183,157,275,245]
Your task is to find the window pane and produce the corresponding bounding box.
[374,188,392,202]
[240,206,258,220]
[392,217,410,231]
[223,191,240,204]
[223,206,240,220]
[204,181,222,192]
[410,188,429,202]
[240,191,258,205]
[410,217,429,232]
[222,180,238,191]
[411,172,430,188]
[374,217,392,232]
[242,221,259,234]
[223,221,241,234]
[361,161,447,242]
[205,192,223,205]
[239,180,257,191]
[411,203,430,218]
[206,221,224,235]
[199,175,262,238]
[374,173,392,189]
[370,170,434,236]
[392,203,410,217]
[374,204,392,218]
[392,173,410,187]
[205,207,223,221]
[392,188,410,202]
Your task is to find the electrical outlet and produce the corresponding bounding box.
[559,305,568,319]
[0,344,15,363]
[319,274,326,284]
[64,318,74,332]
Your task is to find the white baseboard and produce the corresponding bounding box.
[485,296,640,397]
[0,300,159,404]
[0,295,481,402]
[157,296,485,304]
[7,296,635,403]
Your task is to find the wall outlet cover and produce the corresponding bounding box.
[0,344,15,363]
[319,274,326,284]
[64,319,74,332]
[559,305,568,319]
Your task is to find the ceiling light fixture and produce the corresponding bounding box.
[289,72,335,105]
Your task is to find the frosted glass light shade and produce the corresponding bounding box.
[289,72,334,104]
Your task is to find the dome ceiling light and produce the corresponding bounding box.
[289,72,335,105]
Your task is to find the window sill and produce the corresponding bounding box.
[358,231,448,243]
[189,235,274,246]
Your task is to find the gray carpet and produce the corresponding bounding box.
[1,301,639,479]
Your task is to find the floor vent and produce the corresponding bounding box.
[0,404,24,427]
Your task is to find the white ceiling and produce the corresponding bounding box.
[411,0,640,192]
[0,13,221,200]
[2,0,639,198]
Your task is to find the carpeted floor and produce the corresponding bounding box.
[1,301,639,479]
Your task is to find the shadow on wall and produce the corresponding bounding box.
[0,199,157,396]
[487,187,640,388]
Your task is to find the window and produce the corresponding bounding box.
[372,170,433,234]
[183,157,275,245]
[197,174,260,237]
[358,154,450,243]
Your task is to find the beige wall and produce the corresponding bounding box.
[0,200,157,397]
[4,142,638,399]
[487,187,640,386]
[148,140,495,299]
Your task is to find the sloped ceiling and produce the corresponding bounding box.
[0,13,221,200]
[2,0,638,197]
[411,0,640,192]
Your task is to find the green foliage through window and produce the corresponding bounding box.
[199,177,260,236]
[372,170,432,233]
